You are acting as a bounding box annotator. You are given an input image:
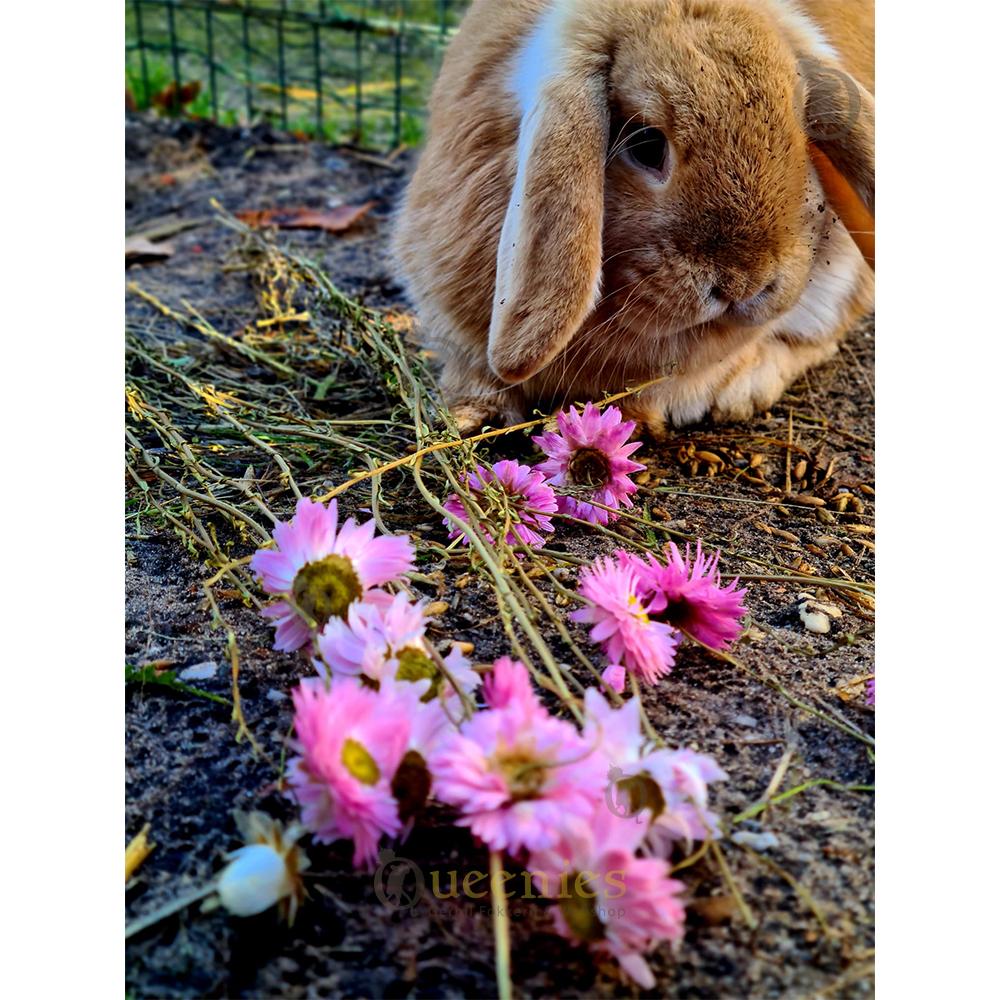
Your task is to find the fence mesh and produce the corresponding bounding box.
[125,1,469,149]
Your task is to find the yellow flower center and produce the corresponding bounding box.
[496,748,547,802]
[341,738,380,785]
[567,447,611,488]
[292,553,363,627]
[559,872,606,942]
[394,647,440,703]
[627,593,650,624]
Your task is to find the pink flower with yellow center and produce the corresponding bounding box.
[624,541,748,650]
[250,497,414,651]
[443,460,557,550]
[315,591,480,705]
[285,676,411,868]
[528,807,686,990]
[533,403,645,525]
[571,556,679,685]
[429,660,605,854]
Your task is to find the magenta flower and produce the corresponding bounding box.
[443,460,557,550]
[571,556,680,685]
[625,542,747,650]
[250,498,414,651]
[866,676,875,706]
[285,676,410,868]
[533,403,645,525]
[429,660,605,854]
[528,807,686,989]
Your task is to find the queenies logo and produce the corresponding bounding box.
[604,764,664,823]
[373,848,425,913]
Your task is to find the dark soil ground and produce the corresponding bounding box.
[125,113,874,999]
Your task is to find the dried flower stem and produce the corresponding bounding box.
[490,849,513,1000]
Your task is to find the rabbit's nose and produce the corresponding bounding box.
[708,271,777,307]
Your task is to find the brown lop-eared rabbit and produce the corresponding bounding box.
[393,0,874,435]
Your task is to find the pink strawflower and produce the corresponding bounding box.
[429,660,605,854]
[625,542,747,650]
[533,403,645,525]
[571,556,680,685]
[482,655,546,718]
[866,676,875,706]
[529,807,686,989]
[316,591,426,680]
[250,498,415,651]
[375,678,458,828]
[316,592,480,705]
[443,460,557,550]
[643,748,727,854]
[285,676,410,868]
[601,664,627,695]
[582,688,726,854]
[582,686,647,770]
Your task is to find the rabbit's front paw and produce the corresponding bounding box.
[710,336,840,422]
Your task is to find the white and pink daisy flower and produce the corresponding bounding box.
[429,660,605,854]
[443,460,557,550]
[316,590,427,681]
[643,748,727,855]
[285,676,410,868]
[528,807,687,990]
[533,403,645,525]
[582,688,726,855]
[625,541,748,650]
[571,556,680,685]
[250,497,414,652]
[315,591,480,705]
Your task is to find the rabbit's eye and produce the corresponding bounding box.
[624,127,668,175]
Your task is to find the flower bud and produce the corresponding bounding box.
[217,844,293,917]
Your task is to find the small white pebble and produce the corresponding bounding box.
[266,688,287,703]
[731,830,779,851]
[733,714,758,728]
[807,600,843,618]
[179,661,219,681]
[799,608,831,634]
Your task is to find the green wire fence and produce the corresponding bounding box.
[125,1,469,149]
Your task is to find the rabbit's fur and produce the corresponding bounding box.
[393,0,874,434]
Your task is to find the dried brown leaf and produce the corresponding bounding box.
[236,202,375,234]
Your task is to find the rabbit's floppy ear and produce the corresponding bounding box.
[797,56,874,213]
[488,16,610,385]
